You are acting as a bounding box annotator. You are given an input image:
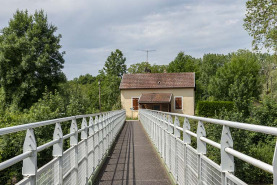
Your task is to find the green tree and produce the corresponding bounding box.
[76,74,96,85]
[208,50,261,115]
[258,53,277,94]
[167,52,200,73]
[103,49,126,78]
[0,10,66,109]
[244,0,277,51]
[128,62,151,73]
[127,61,167,73]
[198,54,229,99]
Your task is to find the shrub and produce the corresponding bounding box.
[196,101,234,117]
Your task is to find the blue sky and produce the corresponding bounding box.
[0,0,252,80]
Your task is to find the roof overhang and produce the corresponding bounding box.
[138,93,172,104]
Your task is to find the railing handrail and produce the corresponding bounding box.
[0,110,122,135]
[0,109,126,185]
[139,109,277,185]
[144,109,277,136]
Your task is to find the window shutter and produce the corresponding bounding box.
[175,97,182,109]
[133,98,139,110]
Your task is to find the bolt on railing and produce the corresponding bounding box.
[139,109,277,185]
[0,110,126,185]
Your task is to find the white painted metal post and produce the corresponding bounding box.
[88,116,94,175]
[197,121,206,184]
[98,115,102,161]
[94,115,99,168]
[162,114,167,160]
[81,117,88,183]
[22,128,37,185]
[168,115,173,171]
[70,119,78,185]
[221,125,234,185]
[53,123,63,184]
[183,118,191,185]
[273,140,277,185]
[174,116,180,182]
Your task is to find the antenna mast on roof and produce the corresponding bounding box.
[139,49,156,62]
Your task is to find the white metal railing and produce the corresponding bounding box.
[0,110,125,185]
[139,109,277,185]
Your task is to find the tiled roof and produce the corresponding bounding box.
[119,73,195,89]
[139,93,172,103]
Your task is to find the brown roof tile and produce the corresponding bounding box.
[119,72,195,89]
[139,93,172,103]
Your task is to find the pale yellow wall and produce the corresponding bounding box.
[121,88,195,118]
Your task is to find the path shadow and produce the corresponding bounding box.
[94,121,136,185]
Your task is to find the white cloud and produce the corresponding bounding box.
[0,0,252,79]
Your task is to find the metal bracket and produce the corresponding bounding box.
[221,125,234,172]
[23,128,37,178]
[94,116,99,132]
[70,119,78,146]
[53,123,63,156]
[89,117,94,136]
[81,117,88,140]
[99,115,103,130]
[174,116,180,138]
[162,114,167,130]
[183,118,191,144]
[168,116,173,133]
[197,121,206,154]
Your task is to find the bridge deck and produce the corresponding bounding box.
[94,120,172,185]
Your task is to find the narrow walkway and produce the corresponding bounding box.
[94,121,172,185]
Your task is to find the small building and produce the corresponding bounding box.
[119,72,195,118]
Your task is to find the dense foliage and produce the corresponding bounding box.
[127,61,167,73]
[196,101,234,117]
[0,10,66,109]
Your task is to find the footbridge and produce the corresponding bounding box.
[0,109,277,185]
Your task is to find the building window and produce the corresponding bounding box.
[132,98,139,110]
[175,97,182,110]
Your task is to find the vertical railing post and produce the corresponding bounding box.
[273,141,277,185]
[221,125,234,185]
[99,114,103,161]
[70,119,78,185]
[158,113,162,156]
[162,114,167,160]
[88,116,94,176]
[81,117,88,183]
[22,128,37,185]
[174,116,180,182]
[158,112,161,153]
[94,116,99,168]
[197,121,206,184]
[168,115,173,172]
[102,114,105,153]
[183,117,191,185]
[53,123,63,184]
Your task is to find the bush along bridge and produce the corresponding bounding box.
[0,109,277,185]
